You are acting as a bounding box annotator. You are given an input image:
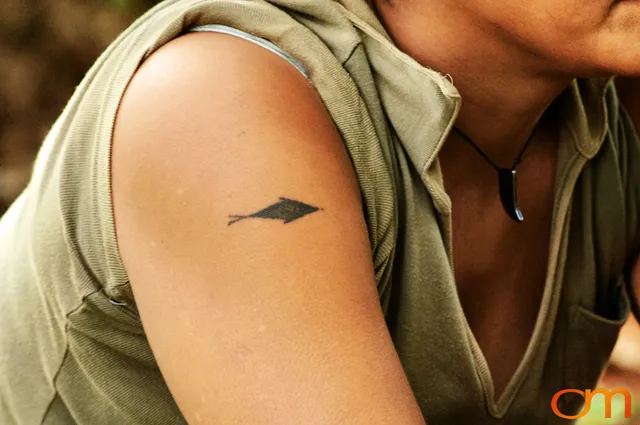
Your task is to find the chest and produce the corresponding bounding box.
[446,145,557,314]
[384,124,632,423]
[438,130,559,394]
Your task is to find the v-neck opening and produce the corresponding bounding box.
[463,151,585,417]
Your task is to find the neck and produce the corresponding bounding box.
[373,0,573,157]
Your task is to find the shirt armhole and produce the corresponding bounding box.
[186,24,310,80]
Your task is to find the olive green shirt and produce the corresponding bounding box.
[1,0,640,423]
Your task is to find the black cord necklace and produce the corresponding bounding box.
[452,126,537,223]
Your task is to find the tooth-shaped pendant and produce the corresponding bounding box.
[498,168,524,223]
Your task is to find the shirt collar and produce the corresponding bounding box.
[555,77,613,159]
[336,0,612,171]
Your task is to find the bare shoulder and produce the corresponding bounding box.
[112,30,362,232]
[120,29,333,148]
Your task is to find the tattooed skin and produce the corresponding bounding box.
[228,197,321,226]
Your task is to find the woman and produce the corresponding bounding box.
[2,0,640,423]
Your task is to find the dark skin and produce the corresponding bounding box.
[439,117,559,397]
[374,0,640,397]
[111,0,640,423]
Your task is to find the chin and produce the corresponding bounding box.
[603,5,640,74]
[556,41,640,79]
[571,0,640,76]
[572,63,640,80]
[592,51,640,77]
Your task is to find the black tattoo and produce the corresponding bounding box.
[228,197,321,226]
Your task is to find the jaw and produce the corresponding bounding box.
[532,1,640,78]
[590,4,640,76]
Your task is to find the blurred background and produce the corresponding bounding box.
[1,0,640,423]
[0,0,160,215]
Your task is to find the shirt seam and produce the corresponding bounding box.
[341,41,362,68]
[38,292,100,424]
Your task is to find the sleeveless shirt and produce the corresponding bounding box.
[1,0,640,423]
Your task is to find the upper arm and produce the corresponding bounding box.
[111,32,425,425]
